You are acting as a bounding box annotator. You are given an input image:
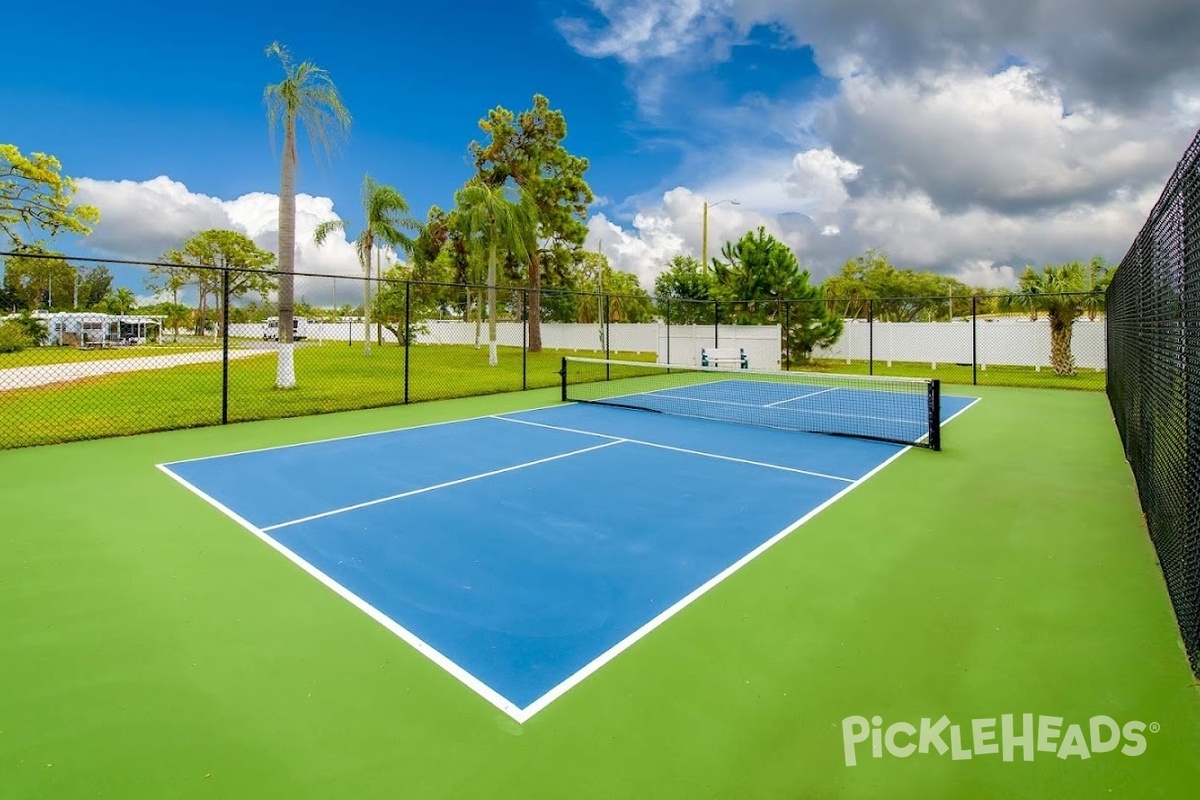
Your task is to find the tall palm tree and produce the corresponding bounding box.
[314,175,419,354]
[998,262,1092,376]
[453,180,538,366]
[263,41,350,387]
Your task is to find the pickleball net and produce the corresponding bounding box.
[560,356,941,450]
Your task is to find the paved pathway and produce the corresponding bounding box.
[0,349,274,391]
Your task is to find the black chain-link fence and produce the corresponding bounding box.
[2,254,1108,450]
[1106,125,1200,677]
[794,292,1108,391]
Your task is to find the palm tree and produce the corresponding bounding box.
[453,180,538,366]
[314,175,418,354]
[998,261,1094,376]
[1082,255,1113,321]
[263,41,350,388]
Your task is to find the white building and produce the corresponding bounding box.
[3,310,165,347]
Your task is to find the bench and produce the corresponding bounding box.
[700,346,748,369]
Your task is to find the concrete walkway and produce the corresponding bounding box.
[0,349,274,391]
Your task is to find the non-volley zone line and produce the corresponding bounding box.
[261,439,625,531]
[491,415,855,484]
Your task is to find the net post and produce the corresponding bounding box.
[560,356,568,402]
[403,281,411,403]
[928,378,941,451]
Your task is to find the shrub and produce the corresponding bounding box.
[0,320,33,353]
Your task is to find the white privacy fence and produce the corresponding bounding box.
[227,320,783,368]
[812,317,1107,369]
[229,316,1106,371]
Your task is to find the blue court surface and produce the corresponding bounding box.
[159,392,978,722]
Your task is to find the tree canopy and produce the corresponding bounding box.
[469,94,594,350]
[156,229,277,336]
[653,254,716,323]
[1,144,99,250]
[822,249,980,321]
[2,250,76,309]
[711,227,842,362]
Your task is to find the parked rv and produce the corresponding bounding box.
[263,317,309,341]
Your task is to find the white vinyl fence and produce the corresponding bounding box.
[230,317,1103,371]
[811,317,1106,370]
[227,320,783,369]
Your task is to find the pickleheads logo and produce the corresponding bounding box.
[841,714,1158,766]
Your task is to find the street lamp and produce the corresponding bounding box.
[702,198,740,272]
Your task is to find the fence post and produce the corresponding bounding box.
[665,297,671,367]
[714,300,720,347]
[522,288,528,391]
[972,295,978,385]
[403,281,411,404]
[221,267,230,425]
[605,294,611,380]
[784,301,791,371]
[868,299,874,376]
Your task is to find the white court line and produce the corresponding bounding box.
[158,395,982,725]
[915,396,984,446]
[261,439,626,531]
[762,387,838,408]
[492,415,854,483]
[159,401,573,467]
[514,393,984,720]
[155,462,528,722]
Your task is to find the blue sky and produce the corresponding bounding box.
[5,0,1199,301]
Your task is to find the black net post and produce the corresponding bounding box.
[928,379,941,451]
[221,266,230,425]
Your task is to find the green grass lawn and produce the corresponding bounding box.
[803,357,1106,391]
[0,343,655,449]
[1,384,1197,799]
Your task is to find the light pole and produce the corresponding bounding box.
[701,198,740,273]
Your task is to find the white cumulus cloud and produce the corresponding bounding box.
[74,176,398,307]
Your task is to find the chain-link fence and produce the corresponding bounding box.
[796,293,1108,391]
[1106,125,1200,677]
[2,253,1108,450]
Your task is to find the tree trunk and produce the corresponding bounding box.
[487,244,498,366]
[528,250,542,352]
[195,292,208,337]
[1049,314,1075,376]
[275,114,298,388]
